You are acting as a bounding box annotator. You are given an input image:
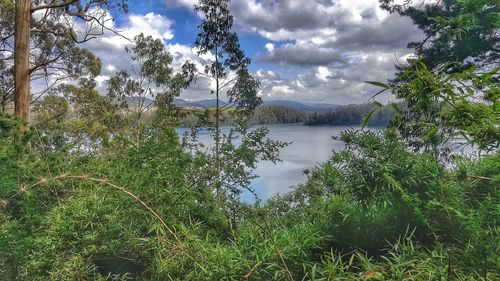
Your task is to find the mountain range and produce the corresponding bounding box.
[125,97,339,112]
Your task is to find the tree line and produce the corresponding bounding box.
[177,103,395,127]
[304,102,396,126]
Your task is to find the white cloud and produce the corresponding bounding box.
[77,11,213,100]
[265,43,274,53]
[256,69,279,80]
[82,0,425,104]
[91,12,175,52]
[228,0,425,104]
[271,85,295,96]
[315,66,332,82]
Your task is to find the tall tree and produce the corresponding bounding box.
[193,0,261,188]
[10,0,128,123]
[14,0,30,122]
[184,0,285,234]
[106,33,187,141]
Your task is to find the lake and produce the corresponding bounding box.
[178,124,356,201]
[177,124,475,202]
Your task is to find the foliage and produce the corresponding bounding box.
[251,105,307,125]
[370,61,499,155]
[305,103,395,127]
[380,0,499,72]
[265,130,499,279]
[374,0,499,155]
[106,33,188,133]
[0,0,499,280]
[3,117,498,280]
[0,0,128,114]
[31,83,125,154]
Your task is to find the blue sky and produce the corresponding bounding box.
[87,0,425,104]
[122,0,276,73]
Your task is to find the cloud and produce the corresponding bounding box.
[80,0,425,104]
[226,0,425,104]
[257,42,344,66]
[257,51,410,105]
[230,0,340,34]
[77,11,211,98]
[255,69,280,80]
[165,0,197,9]
[236,0,421,66]
[84,12,175,51]
[315,66,332,82]
[270,85,295,97]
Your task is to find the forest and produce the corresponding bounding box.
[175,105,307,127]
[304,103,395,127]
[176,103,394,127]
[0,0,499,280]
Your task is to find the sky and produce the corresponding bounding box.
[84,0,425,105]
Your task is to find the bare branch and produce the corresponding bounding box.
[31,0,80,12]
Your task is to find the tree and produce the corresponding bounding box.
[304,103,395,127]
[380,0,499,72]
[106,33,187,141]
[192,0,262,189]
[389,62,498,154]
[371,0,500,155]
[9,0,128,124]
[183,0,285,234]
[32,82,125,153]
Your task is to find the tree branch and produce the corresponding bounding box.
[31,0,80,12]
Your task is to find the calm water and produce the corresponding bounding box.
[177,124,476,202]
[177,124,356,201]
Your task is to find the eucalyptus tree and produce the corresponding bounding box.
[192,0,262,176]
[6,0,128,123]
[186,0,285,233]
[106,33,187,141]
[32,82,124,153]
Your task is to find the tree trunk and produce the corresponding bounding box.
[14,0,31,124]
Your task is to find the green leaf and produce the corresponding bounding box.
[365,81,390,89]
[425,127,438,139]
[362,109,377,128]
[390,102,401,114]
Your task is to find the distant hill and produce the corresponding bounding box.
[263,100,339,112]
[124,97,154,108]
[172,98,204,109]
[172,98,227,109]
[126,97,338,112]
[195,99,228,108]
[304,102,341,111]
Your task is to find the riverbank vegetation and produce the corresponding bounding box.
[304,103,395,127]
[1,0,498,280]
[175,105,307,127]
[175,102,395,127]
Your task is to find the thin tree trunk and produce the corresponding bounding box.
[214,45,221,187]
[215,76,220,172]
[14,0,31,124]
